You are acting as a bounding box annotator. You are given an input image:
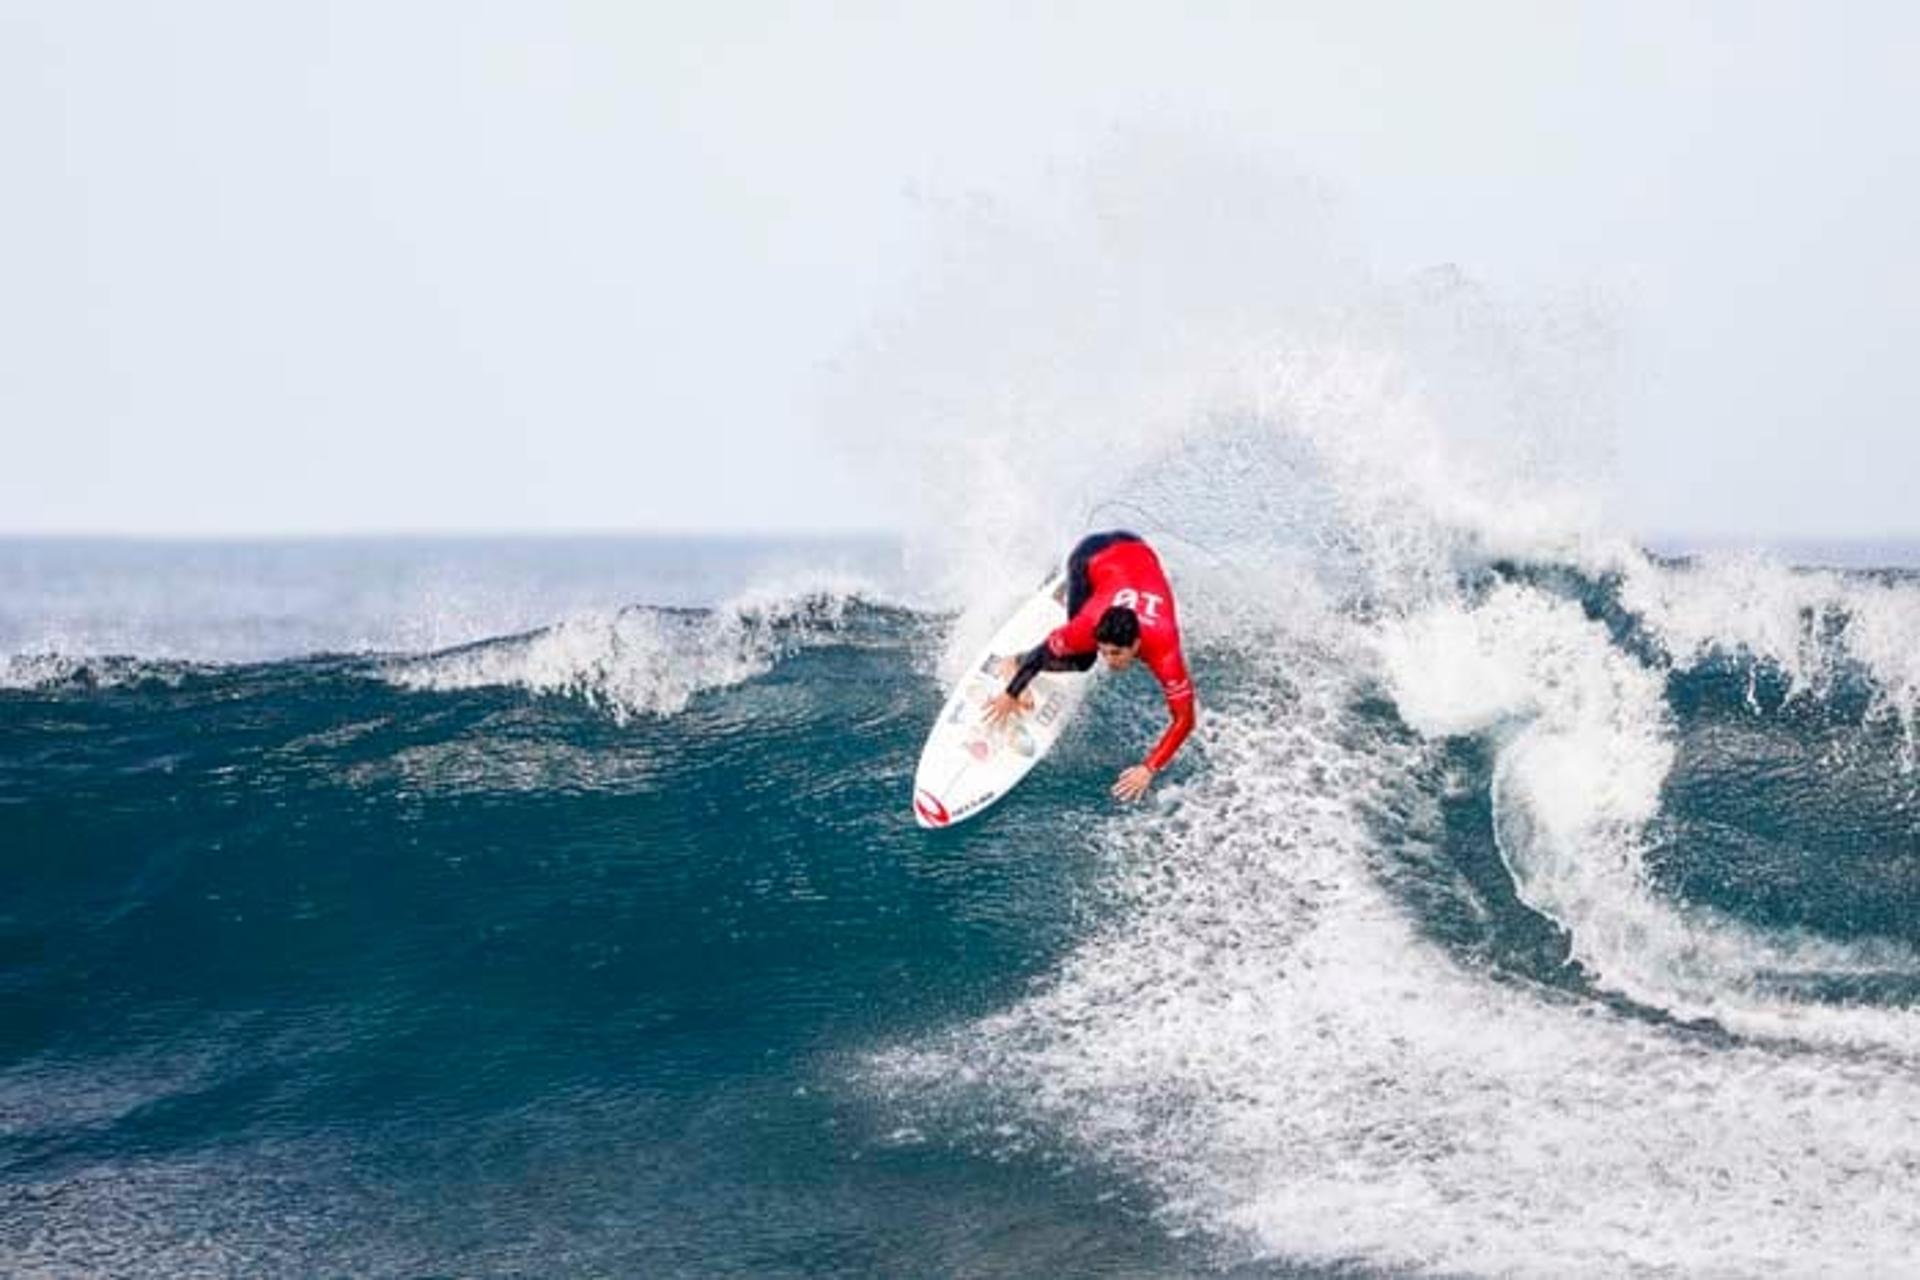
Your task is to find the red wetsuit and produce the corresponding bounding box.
[1012,537,1196,771]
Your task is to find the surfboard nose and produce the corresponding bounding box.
[912,789,950,828]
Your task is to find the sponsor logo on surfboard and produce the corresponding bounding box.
[912,789,951,827]
[949,793,991,820]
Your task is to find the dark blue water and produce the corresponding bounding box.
[0,596,1232,1275]
[6,539,1920,1276]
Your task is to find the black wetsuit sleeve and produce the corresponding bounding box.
[1005,642,1078,697]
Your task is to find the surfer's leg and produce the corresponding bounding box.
[1064,530,1143,616]
[1064,540,1097,615]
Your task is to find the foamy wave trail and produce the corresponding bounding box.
[386,577,906,721]
[874,557,1920,1276]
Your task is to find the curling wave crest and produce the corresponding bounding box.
[386,578,895,721]
[1,652,203,692]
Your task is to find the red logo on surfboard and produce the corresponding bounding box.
[913,789,950,827]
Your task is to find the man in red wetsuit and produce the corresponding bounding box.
[984,530,1196,802]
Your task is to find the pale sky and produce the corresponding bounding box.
[4,3,1916,539]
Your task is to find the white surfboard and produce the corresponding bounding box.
[911,574,1093,828]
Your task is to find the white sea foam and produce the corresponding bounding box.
[0,652,199,692]
[386,575,889,721]
[3,651,104,691]
[879,633,1920,1276]
[1380,583,1920,1049]
[1621,551,1920,760]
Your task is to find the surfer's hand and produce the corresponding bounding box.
[1111,765,1154,802]
[982,691,1029,728]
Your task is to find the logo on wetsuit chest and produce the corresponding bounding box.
[1111,589,1165,621]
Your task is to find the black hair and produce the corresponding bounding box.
[1094,605,1140,648]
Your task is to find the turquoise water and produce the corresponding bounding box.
[5,536,1920,1276]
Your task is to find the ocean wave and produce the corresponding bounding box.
[1620,551,1920,762]
[875,618,1920,1276]
[1379,578,1920,1048]
[0,652,204,692]
[384,576,905,721]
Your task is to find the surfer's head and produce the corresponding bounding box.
[1095,606,1141,670]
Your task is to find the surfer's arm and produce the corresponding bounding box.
[1143,693,1196,772]
[1136,654,1197,775]
[1115,695,1194,802]
[1004,590,1110,697]
[1004,642,1081,698]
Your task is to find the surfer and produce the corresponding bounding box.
[984,531,1196,802]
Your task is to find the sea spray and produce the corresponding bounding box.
[839,138,1920,1274]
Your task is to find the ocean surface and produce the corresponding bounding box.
[6,529,1920,1277]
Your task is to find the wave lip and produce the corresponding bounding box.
[1379,577,1920,1054]
[385,577,895,721]
[0,652,204,693]
[1621,551,1920,762]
